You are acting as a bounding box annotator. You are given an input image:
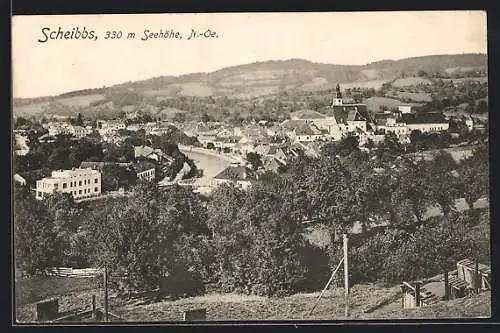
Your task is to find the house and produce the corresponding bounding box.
[35,168,101,200]
[14,173,27,186]
[198,134,218,149]
[134,145,170,163]
[290,123,325,143]
[289,109,339,139]
[261,155,285,173]
[398,105,413,114]
[216,128,234,139]
[71,125,94,138]
[213,164,256,190]
[402,112,449,133]
[374,112,408,136]
[132,162,156,182]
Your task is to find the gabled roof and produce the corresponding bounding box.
[295,124,315,135]
[134,145,155,157]
[214,165,255,181]
[402,112,448,124]
[281,119,307,130]
[131,161,156,174]
[290,109,326,120]
[261,155,285,171]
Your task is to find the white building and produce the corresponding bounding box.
[71,125,94,138]
[36,168,101,200]
[398,105,413,114]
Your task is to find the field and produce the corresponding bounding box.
[169,83,214,97]
[363,96,405,111]
[13,102,51,116]
[389,91,432,102]
[337,80,389,90]
[57,94,106,107]
[442,77,488,84]
[391,77,433,87]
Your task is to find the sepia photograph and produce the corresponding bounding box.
[12,11,490,323]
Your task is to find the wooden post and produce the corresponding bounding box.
[401,286,405,309]
[415,282,421,308]
[444,271,449,301]
[343,233,349,317]
[475,262,480,293]
[104,265,109,322]
[91,294,96,320]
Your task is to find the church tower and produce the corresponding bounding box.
[332,83,343,106]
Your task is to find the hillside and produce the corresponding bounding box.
[13,53,487,117]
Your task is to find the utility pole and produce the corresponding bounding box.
[343,233,349,318]
[104,265,109,322]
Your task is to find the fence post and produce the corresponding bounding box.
[415,282,421,308]
[444,271,449,301]
[91,294,96,320]
[475,261,480,293]
[343,233,349,317]
[104,265,109,322]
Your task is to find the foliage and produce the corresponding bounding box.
[349,212,488,285]
[246,152,263,171]
[101,164,138,191]
[455,145,489,211]
[14,186,58,274]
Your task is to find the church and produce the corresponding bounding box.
[299,84,374,140]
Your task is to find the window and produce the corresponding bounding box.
[95,178,98,183]
[95,187,98,192]
[79,190,82,194]
[63,183,67,189]
[79,181,82,186]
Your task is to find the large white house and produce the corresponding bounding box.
[36,168,101,200]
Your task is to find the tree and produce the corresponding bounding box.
[388,157,434,229]
[246,152,263,171]
[14,187,58,274]
[427,151,459,216]
[321,135,359,158]
[14,116,32,129]
[85,183,209,294]
[456,146,489,212]
[101,164,137,192]
[76,113,84,126]
[475,100,488,114]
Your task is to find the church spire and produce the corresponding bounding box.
[336,83,343,99]
[332,83,343,106]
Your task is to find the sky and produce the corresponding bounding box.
[12,11,487,98]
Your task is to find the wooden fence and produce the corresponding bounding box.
[37,267,102,278]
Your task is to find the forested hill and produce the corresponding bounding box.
[14,53,487,106]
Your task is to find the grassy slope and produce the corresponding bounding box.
[358,291,491,319]
[16,280,491,322]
